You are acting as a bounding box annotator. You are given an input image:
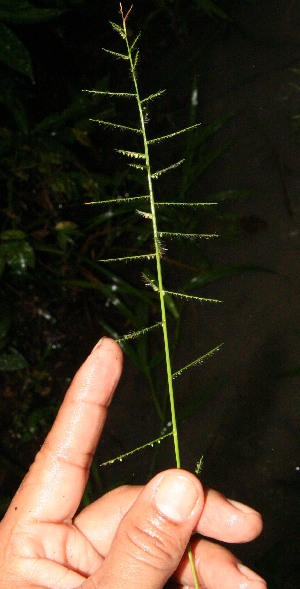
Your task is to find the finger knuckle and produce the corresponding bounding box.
[123,518,181,572]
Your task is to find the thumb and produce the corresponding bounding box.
[84,469,204,589]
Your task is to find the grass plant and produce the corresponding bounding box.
[86,5,224,586]
[0,0,258,526]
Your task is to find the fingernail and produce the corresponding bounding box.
[154,474,199,523]
[237,563,266,584]
[91,336,106,353]
[227,498,260,515]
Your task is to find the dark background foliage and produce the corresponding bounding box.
[0,2,299,588]
[0,0,232,461]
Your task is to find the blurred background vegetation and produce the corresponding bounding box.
[0,0,236,476]
[1,2,299,588]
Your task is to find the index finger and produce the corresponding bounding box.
[12,337,123,523]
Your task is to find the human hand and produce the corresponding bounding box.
[0,337,267,588]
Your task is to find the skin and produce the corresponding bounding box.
[0,337,267,589]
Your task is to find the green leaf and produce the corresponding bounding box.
[193,0,229,20]
[0,23,33,80]
[0,230,35,275]
[144,272,180,319]
[189,144,227,180]
[0,348,28,371]
[186,265,275,289]
[164,291,180,320]
[177,384,214,425]
[208,189,256,202]
[0,1,63,24]
[1,229,26,240]
[193,113,233,146]
[0,71,29,131]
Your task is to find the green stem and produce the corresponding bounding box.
[122,11,180,469]
[121,8,199,588]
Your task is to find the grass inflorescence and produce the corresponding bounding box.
[86,5,223,585]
